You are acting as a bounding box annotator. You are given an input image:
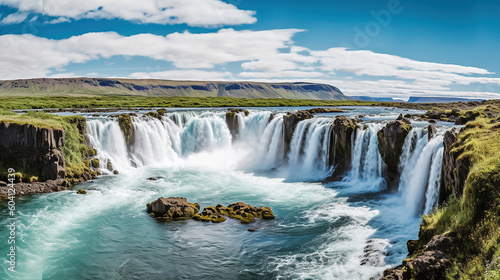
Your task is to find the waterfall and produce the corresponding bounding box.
[128,116,181,166]
[87,119,130,171]
[86,110,450,207]
[399,130,445,216]
[245,114,285,170]
[423,146,444,214]
[287,118,333,181]
[181,113,231,155]
[399,127,427,173]
[349,123,385,182]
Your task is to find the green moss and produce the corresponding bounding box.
[13,172,22,182]
[145,111,161,119]
[90,158,100,168]
[118,114,133,142]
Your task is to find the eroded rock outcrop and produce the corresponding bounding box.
[118,114,134,145]
[439,128,470,203]
[428,124,437,140]
[146,197,200,221]
[329,116,358,177]
[283,111,314,154]
[0,122,65,181]
[225,108,249,140]
[147,198,275,224]
[377,116,412,188]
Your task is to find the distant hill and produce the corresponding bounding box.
[348,96,396,102]
[407,96,485,103]
[0,78,350,100]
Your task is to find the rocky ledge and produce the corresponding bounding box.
[0,179,67,199]
[146,197,275,224]
[381,233,456,280]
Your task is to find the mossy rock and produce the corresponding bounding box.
[118,114,134,142]
[157,109,167,116]
[145,111,161,119]
[88,148,97,157]
[14,172,22,183]
[90,158,100,168]
[113,170,119,175]
[76,189,87,194]
[227,108,249,116]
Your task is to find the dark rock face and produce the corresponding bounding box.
[377,117,412,188]
[381,234,456,280]
[282,111,314,154]
[428,124,437,140]
[0,122,65,181]
[146,197,200,221]
[329,116,358,177]
[440,129,470,203]
[225,109,249,140]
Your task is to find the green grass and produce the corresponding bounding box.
[0,95,381,110]
[417,116,500,278]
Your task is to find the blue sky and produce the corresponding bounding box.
[0,0,499,99]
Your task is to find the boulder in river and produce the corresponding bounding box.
[193,206,226,223]
[146,197,200,221]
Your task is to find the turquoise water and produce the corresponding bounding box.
[1,107,444,280]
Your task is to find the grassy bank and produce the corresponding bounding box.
[415,114,500,278]
[0,111,90,183]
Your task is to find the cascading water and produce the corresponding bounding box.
[398,128,446,216]
[341,123,387,190]
[181,112,231,155]
[287,118,334,181]
[87,119,130,172]
[238,112,286,170]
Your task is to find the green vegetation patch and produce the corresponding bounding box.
[417,116,500,278]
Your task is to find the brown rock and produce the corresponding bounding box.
[283,111,314,154]
[146,197,200,221]
[377,118,412,188]
[440,128,470,203]
[329,116,358,177]
[427,124,437,140]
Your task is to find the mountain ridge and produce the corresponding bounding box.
[0,78,350,100]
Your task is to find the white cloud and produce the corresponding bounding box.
[129,70,232,80]
[0,29,304,79]
[310,48,496,84]
[0,0,256,27]
[240,70,325,78]
[0,30,499,99]
[0,12,28,24]
[48,17,70,24]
